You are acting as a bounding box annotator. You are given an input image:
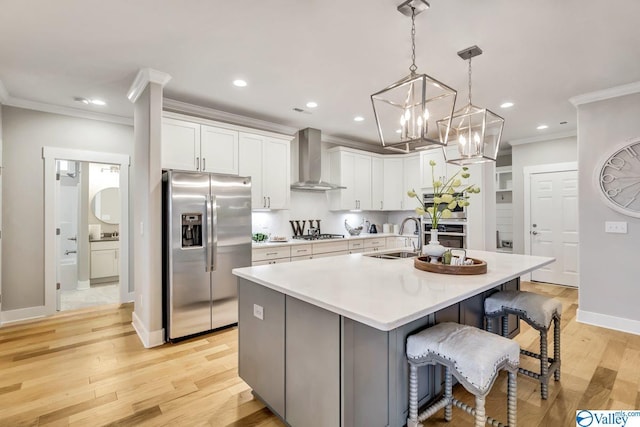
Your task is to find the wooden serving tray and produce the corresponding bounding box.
[414,256,487,275]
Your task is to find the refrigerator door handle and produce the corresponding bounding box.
[205,195,213,272]
[211,194,218,271]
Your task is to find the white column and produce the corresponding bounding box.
[128,69,171,348]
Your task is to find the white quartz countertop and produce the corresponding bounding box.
[233,250,554,331]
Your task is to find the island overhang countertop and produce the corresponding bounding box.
[232,249,554,331]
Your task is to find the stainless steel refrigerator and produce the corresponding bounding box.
[163,171,252,341]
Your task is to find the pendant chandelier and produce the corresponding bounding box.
[371,0,457,154]
[438,45,504,165]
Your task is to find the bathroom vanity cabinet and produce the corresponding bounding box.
[90,240,119,280]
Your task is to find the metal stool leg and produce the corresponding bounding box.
[508,371,517,427]
[407,363,421,427]
[554,316,561,381]
[540,329,548,399]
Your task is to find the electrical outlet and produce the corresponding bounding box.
[605,221,627,234]
[253,304,264,320]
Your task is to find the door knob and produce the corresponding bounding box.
[531,231,538,235]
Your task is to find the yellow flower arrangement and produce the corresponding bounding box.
[408,160,480,229]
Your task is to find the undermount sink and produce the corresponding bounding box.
[365,251,419,259]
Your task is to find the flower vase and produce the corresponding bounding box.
[422,229,446,263]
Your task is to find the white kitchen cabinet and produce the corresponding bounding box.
[162,117,239,174]
[252,258,291,266]
[161,118,201,171]
[420,148,446,190]
[200,125,239,175]
[90,240,119,279]
[402,154,421,210]
[329,148,372,211]
[386,236,418,249]
[371,156,384,211]
[239,133,291,210]
[383,157,404,211]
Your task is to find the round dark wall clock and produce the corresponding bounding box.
[597,138,640,218]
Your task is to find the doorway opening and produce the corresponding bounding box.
[43,147,130,317]
[56,160,122,311]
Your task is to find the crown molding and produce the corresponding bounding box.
[0,79,8,104]
[163,98,299,136]
[322,134,385,153]
[508,130,577,146]
[127,68,172,103]
[570,81,640,106]
[4,97,133,125]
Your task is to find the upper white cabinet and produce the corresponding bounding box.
[200,125,239,175]
[162,118,201,171]
[403,154,421,210]
[371,157,384,211]
[383,157,404,211]
[239,133,291,210]
[162,117,239,175]
[329,148,372,211]
[420,149,446,190]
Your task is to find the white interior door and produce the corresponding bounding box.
[529,169,579,286]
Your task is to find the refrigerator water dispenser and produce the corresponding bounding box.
[181,214,202,247]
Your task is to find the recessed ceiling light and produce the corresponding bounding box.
[560,121,568,125]
[306,101,318,108]
[537,124,548,130]
[89,99,106,106]
[500,102,514,109]
[74,97,90,105]
[233,79,247,87]
[354,116,364,122]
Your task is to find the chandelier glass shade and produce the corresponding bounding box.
[439,45,504,165]
[371,0,457,154]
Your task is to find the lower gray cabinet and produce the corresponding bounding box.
[238,279,285,416]
[286,296,340,427]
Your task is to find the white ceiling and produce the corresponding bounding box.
[1,0,639,149]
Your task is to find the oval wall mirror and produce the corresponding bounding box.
[92,187,120,224]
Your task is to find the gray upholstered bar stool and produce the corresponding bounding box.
[406,322,519,427]
[484,290,562,399]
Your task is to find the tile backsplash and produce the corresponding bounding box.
[252,191,400,238]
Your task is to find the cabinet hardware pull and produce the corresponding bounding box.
[266,252,278,255]
[380,201,383,210]
[263,197,267,208]
[202,158,206,171]
[268,196,271,208]
[196,157,200,171]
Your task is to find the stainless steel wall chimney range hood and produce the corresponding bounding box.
[290,128,346,191]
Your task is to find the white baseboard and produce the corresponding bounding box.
[125,292,135,303]
[577,309,640,336]
[0,305,47,325]
[131,311,165,348]
[77,280,90,290]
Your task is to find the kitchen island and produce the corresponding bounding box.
[232,250,553,427]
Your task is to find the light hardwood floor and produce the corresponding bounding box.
[0,282,638,426]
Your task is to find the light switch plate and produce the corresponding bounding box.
[605,221,627,234]
[253,304,264,320]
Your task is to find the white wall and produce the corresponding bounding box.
[1,106,133,311]
[511,137,577,254]
[576,91,640,331]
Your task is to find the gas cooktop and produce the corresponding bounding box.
[292,233,345,241]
